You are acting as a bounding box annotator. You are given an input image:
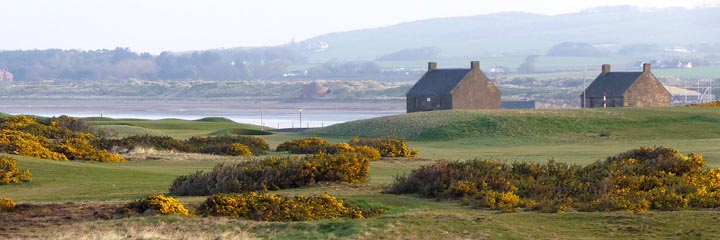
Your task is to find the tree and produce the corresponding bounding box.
[517,55,539,73]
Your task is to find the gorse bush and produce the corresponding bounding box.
[276,137,383,160]
[99,134,268,156]
[276,137,332,154]
[0,115,125,162]
[387,146,720,212]
[0,129,68,160]
[0,198,16,211]
[187,135,269,155]
[116,194,190,217]
[0,156,32,184]
[198,192,383,221]
[349,136,418,158]
[689,100,720,107]
[169,148,373,196]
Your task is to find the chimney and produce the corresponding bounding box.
[428,62,437,71]
[643,63,651,72]
[601,64,611,73]
[471,61,480,71]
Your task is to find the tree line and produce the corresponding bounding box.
[0,47,305,81]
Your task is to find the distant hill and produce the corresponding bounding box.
[301,6,720,62]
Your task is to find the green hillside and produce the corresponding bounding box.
[309,107,720,142]
[302,7,720,62]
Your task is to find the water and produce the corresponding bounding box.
[0,98,405,128]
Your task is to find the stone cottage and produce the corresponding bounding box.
[406,61,501,113]
[581,63,670,108]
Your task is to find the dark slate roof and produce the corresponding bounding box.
[407,69,470,96]
[582,72,643,98]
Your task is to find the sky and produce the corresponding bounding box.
[1,0,718,54]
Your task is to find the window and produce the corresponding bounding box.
[426,97,431,102]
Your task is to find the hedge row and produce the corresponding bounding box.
[169,148,374,196]
[116,193,384,222]
[198,192,384,221]
[99,134,267,157]
[276,136,416,158]
[387,146,720,212]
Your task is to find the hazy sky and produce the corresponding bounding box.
[1,0,717,53]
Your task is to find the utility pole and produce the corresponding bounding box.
[298,108,302,129]
[260,81,264,130]
[583,68,587,108]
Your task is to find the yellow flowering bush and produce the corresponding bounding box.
[276,137,332,154]
[388,146,720,213]
[0,156,32,184]
[199,192,383,221]
[228,143,253,157]
[0,129,68,160]
[170,148,373,195]
[0,197,16,211]
[688,100,720,107]
[117,194,190,216]
[349,136,418,158]
[0,115,125,162]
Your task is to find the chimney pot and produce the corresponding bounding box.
[471,61,480,70]
[428,62,437,71]
[643,63,651,72]
[601,64,611,73]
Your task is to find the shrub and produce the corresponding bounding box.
[0,115,124,162]
[117,194,190,216]
[0,130,68,160]
[169,148,373,196]
[99,135,189,153]
[99,134,268,156]
[351,145,382,161]
[198,192,383,221]
[0,198,16,211]
[466,190,522,213]
[349,136,418,158]
[0,156,32,184]
[188,135,269,155]
[688,100,720,107]
[228,143,253,156]
[387,146,720,213]
[276,137,332,154]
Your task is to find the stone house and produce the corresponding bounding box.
[580,63,670,108]
[406,61,501,113]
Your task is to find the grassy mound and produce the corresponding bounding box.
[309,108,720,141]
[208,128,273,136]
[87,117,264,139]
[194,117,236,123]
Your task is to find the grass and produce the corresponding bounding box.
[86,117,264,139]
[309,107,720,142]
[5,108,720,239]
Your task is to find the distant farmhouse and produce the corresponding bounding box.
[406,61,501,113]
[0,68,13,82]
[580,64,670,108]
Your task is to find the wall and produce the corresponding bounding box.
[623,73,671,107]
[451,70,501,109]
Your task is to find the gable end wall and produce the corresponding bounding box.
[623,73,671,107]
[451,71,501,109]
